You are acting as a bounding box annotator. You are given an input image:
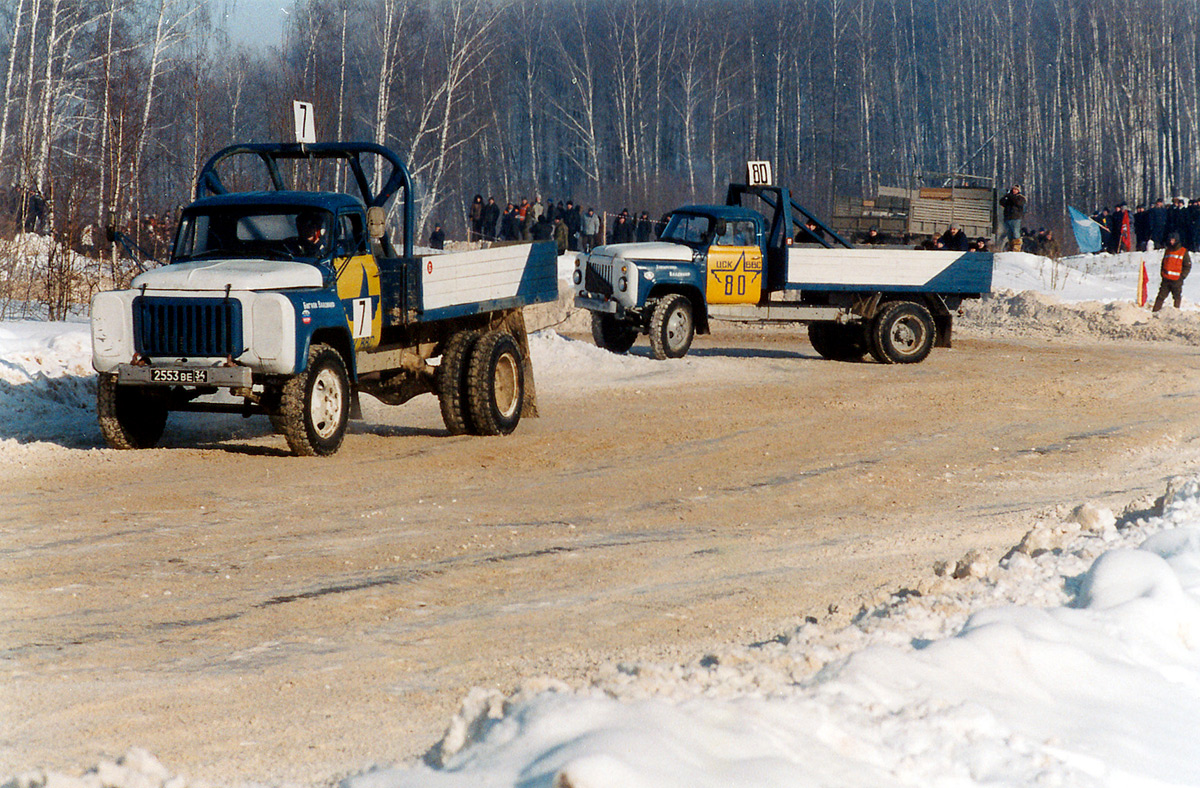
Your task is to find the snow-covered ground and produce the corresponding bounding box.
[7,250,1200,788]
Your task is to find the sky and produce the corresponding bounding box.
[221,0,289,50]
[5,248,1200,787]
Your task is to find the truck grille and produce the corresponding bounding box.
[585,260,614,296]
[133,296,244,357]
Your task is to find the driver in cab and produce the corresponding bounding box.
[292,211,329,257]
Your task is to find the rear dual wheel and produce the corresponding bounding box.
[869,301,935,364]
[807,321,868,361]
[438,329,525,436]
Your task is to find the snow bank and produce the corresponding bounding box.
[13,481,1200,788]
[336,481,1200,788]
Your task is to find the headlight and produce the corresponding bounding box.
[573,269,582,285]
[618,276,627,291]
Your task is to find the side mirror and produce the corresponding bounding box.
[367,206,386,240]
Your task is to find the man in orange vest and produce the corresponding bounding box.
[1152,233,1192,312]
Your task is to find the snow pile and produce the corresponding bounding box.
[961,250,1200,342]
[0,320,98,457]
[335,480,1200,788]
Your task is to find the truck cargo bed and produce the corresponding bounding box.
[785,248,992,294]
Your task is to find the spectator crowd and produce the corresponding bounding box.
[1090,198,1200,253]
[457,194,663,255]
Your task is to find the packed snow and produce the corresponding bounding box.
[7,248,1200,788]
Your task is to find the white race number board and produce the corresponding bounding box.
[746,161,773,186]
[293,101,316,144]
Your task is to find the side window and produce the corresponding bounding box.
[732,221,756,246]
[336,213,366,255]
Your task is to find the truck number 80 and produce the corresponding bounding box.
[723,274,747,297]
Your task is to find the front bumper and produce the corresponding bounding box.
[574,293,620,314]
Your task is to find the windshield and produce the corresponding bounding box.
[172,205,334,263]
[660,213,711,246]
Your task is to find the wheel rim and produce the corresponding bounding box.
[493,351,520,419]
[665,305,692,351]
[890,316,926,356]
[309,367,344,438]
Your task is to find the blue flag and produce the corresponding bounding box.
[1068,206,1104,254]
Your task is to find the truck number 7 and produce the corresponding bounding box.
[352,297,372,339]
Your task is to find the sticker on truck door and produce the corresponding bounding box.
[336,253,382,350]
[706,247,763,305]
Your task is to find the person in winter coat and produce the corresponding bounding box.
[531,213,554,242]
[582,207,601,251]
[1134,204,1150,251]
[564,201,582,251]
[611,212,634,244]
[999,184,1026,246]
[1167,197,1188,250]
[469,195,483,241]
[1148,198,1169,249]
[553,216,569,254]
[1186,198,1200,252]
[939,225,970,251]
[500,203,520,241]
[635,211,653,242]
[1152,233,1191,312]
[480,197,500,241]
[429,223,445,250]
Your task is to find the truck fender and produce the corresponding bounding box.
[645,284,709,335]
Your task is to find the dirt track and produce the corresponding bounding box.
[5,328,1200,785]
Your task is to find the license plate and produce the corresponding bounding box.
[150,368,208,384]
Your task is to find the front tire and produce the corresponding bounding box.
[648,293,695,360]
[591,311,638,354]
[870,301,935,364]
[276,343,351,456]
[467,332,526,436]
[97,374,168,449]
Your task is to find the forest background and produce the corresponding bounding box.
[1,0,1198,272]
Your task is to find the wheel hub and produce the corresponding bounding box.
[666,308,692,350]
[310,368,344,438]
[493,352,520,419]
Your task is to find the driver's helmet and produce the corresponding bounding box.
[296,211,325,238]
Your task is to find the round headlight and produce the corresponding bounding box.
[618,276,627,291]
[573,269,583,285]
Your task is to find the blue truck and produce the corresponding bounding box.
[91,142,557,455]
[574,183,993,363]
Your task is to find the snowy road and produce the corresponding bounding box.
[6,323,1200,785]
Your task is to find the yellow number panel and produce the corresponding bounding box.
[336,253,382,350]
[706,247,763,305]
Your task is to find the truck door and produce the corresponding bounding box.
[705,219,763,305]
[333,211,382,350]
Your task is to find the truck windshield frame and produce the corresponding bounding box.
[172,205,335,265]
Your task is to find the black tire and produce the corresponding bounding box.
[437,329,483,435]
[870,301,935,364]
[648,293,694,360]
[466,332,525,436]
[807,322,867,361]
[276,343,351,456]
[591,311,638,354]
[96,374,168,449]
